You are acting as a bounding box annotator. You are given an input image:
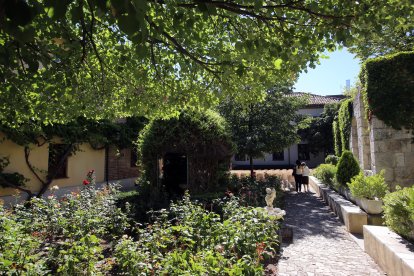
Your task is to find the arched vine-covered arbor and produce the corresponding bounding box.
[137,110,235,195]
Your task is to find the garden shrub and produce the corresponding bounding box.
[313,164,337,188]
[0,183,130,274]
[114,193,281,275]
[348,170,389,199]
[227,174,282,208]
[336,150,360,186]
[383,186,414,241]
[325,155,339,165]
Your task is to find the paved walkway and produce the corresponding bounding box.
[276,190,385,276]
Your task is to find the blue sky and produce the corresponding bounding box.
[294,48,361,96]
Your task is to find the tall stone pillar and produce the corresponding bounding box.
[353,91,371,170]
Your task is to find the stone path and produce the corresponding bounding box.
[276,190,385,276]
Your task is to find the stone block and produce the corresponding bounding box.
[341,205,368,234]
[393,153,405,167]
[401,140,412,153]
[364,225,414,276]
[387,140,403,152]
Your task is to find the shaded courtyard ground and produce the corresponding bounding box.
[274,190,385,276]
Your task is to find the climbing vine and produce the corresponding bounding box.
[360,51,414,128]
[337,99,353,153]
[137,110,234,193]
[333,119,342,157]
[0,117,147,198]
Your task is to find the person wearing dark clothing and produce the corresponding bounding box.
[293,160,302,193]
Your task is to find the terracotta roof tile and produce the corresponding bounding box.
[292,92,344,106]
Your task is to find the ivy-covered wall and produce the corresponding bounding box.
[137,110,235,194]
[338,99,353,153]
[360,51,414,129]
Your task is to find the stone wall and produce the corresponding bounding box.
[107,146,140,181]
[353,92,371,170]
[353,91,414,189]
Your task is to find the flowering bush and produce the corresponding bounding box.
[0,181,129,274]
[114,193,281,274]
[0,172,283,274]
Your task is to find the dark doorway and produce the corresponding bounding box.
[162,153,187,198]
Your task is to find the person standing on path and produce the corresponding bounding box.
[301,162,310,193]
[293,160,302,193]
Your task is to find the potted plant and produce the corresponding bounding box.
[348,170,389,214]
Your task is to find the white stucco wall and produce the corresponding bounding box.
[231,105,327,169]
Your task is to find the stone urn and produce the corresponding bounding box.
[359,198,383,214]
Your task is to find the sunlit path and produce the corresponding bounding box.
[276,190,384,276]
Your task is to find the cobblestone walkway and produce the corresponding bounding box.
[276,191,385,276]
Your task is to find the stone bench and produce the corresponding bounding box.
[364,225,414,276]
[309,176,368,234]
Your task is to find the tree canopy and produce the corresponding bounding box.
[219,85,306,173]
[1,0,413,125]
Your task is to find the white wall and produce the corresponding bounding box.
[232,106,326,169]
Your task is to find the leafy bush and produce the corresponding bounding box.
[0,183,130,274]
[227,174,282,207]
[114,193,281,275]
[325,155,339,165]
[313,164,337,188]
[336,150,360,186]
[383,186,414,240]
[348,171,389,199]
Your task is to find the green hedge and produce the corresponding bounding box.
[333,119,341,157]
[338,99,353,153]
[360,51,414,129]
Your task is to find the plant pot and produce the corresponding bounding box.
[359,198,383,214]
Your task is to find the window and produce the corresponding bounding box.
[298,144,310,161]
[272,151,284,161]
[234,153,246,161]
[130,149,138,167]
[48,144,69,178]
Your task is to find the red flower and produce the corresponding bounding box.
[83,180,90,185]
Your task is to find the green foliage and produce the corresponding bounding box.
[0,183,130,274]
[325,155,339,165]
[336,150,360,186]
[337,99,353,153]
[137,109,234,193]
[0,116,147,149]
[220,87,306,161]
[3,1,412,125]
[360,51,414,130]
[333,119,342,157]
[348,171,389,200]
[313,164,337,188]
[299,102,340,155]
[114,193,281,274]
[228,174,282,208]
[383,186,414,240]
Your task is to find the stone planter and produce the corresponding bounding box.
[359,198,383,214]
